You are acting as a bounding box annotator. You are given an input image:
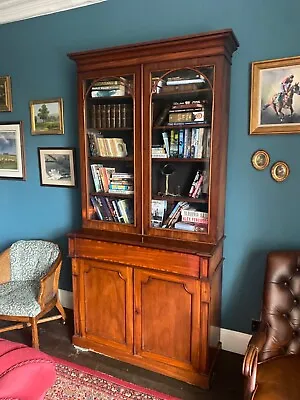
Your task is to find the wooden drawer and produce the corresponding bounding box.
[69,237,201,278]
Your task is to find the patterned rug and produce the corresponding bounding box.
[45,358,180,400]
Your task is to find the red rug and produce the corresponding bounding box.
[45,357,180,400]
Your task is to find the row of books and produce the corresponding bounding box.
[91,196,133,224]
[152,76,206,94]
[90,104,133,130]
[151,200,208,231]
[90,78,132,98]
[87,131,128,158]
[154,127,210,159]
[154,100,208,126]
[91,165,134,195]
[188,170,209,198]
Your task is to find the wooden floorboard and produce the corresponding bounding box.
[0,309,244,400]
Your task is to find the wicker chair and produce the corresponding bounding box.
[0,240,66,349]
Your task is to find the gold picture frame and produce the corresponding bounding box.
[0,76,13,112]
[251,149,270,170]
[271,161,290,182]
[250,56,300,134]
[30,98,64,135]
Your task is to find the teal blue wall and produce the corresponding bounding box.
[1,0,300,333]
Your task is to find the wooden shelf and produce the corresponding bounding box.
[91,191,134,199]
[153,123,211,130]
[152,194,208,204]
[87,127,133,131]
[89,156,133,162]
[152,157,209,163]
[152,88,212,99]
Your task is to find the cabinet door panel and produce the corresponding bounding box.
[80,259,133,354]
[134,269,201,370]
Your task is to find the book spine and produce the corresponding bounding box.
[178,129,184,158]
[162,131,170,158]
[90,196,103,220]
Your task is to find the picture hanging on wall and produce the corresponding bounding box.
[250,56,300,134]
[30,98,64,135]
[0,122,26,180]
[270,161,290,182]
[0,76,13,112]
[38,147,76,187]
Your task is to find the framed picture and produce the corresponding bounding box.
[30,98,64,135]
[251,149,270,170]
[271,161,290,182]
[0,122,26,180]
[250,56,300,134]
[0,76,13,112]
[38,147,76,187]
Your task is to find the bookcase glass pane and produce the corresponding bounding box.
[150,66,214,233]
[84,75,135,225]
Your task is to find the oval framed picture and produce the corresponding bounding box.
[271,161,290,182]
[251,149,270,170]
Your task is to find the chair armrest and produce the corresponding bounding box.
[38,253,62,308]
[242,329,267,400]
[0,248,11,284]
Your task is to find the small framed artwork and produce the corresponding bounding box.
[0,76,13,112]
[250,56,300,134]
[251,149,270,170]
[271,161,290,182]
[30,98,64,135]
[38,147,76,187]
[0,122,26,180]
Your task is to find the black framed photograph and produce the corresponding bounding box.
[30,98,64,135]
[38,147,76,187]
[0,121,26,179]
[250,56,300,134]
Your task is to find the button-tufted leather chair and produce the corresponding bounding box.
[243,251,300,400]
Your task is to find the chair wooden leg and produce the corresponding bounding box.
[31,318,39,349]
[56,299,66,322]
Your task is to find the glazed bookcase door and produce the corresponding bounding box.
[80,66,142,234]
[143,59,217,242]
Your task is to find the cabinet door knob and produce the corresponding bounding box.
[135,308,140,315]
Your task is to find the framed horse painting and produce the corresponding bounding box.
[250,56,300,134]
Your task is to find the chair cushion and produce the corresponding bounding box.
[10,240,60,281]
[254,354,300,400]
[0,281,41,317]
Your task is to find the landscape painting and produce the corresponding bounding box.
[30,98,64,134]
[0,122,25,179]
[0,76,13,112]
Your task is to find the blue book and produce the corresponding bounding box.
[178,129,184,158]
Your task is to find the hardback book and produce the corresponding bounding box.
[169,129,179,157]
[162,132,170,158]
[174,221,207,232]
[154,105,171,126]
[151,200,167,228]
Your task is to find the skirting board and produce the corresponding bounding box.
[58,289,251,355]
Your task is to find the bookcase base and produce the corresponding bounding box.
[72,335,221,389]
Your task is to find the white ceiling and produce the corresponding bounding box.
[0,0,107,25]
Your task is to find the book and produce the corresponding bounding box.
[154,105,171,126]
[151,200,167,228]
[174,221,207,232]
[169,129,179,157]
[162,131,170,158]
[166,76,205,85]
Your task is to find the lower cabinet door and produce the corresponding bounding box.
[80,259,133,354]
[134,269,201,371]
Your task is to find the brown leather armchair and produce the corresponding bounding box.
[243,251,300,400]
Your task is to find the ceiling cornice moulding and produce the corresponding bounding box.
[0,0,107,25]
